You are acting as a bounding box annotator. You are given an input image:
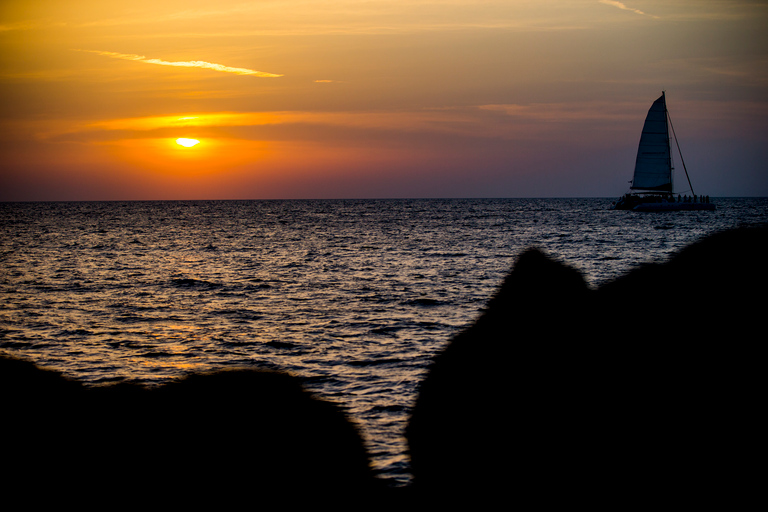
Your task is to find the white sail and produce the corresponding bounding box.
[631,92,672,192]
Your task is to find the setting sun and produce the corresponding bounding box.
[176,138,200,148]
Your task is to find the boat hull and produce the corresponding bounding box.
[633,202,716,212]
[612,194,715,212]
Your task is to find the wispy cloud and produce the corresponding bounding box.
[599,0,658,18]
[75,50,283,77]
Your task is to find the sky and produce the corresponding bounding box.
[1,0,766,200]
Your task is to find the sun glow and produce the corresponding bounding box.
[176,138,200,147]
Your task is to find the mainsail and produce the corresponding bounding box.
[631,92,672,192]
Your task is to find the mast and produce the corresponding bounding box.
[666,99,695,196]
[664,91,673,194]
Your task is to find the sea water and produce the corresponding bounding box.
[2,197,767,485]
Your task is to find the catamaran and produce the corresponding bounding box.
[612,92,715,211]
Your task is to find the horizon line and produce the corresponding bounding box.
[1,196,764,204]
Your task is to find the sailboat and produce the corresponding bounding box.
[612,92,715,211]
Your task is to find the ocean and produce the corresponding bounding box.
[2,197,767,486]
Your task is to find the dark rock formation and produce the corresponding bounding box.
[407,225,766,505]
[1,356,378,506]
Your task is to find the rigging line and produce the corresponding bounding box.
[666,107,695,196]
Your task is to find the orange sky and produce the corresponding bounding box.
[1,0,767,200]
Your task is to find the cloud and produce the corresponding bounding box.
[599,0,658,18]
[75,50,283,77]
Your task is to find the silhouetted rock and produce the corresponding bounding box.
[407,225,766,505]
[0,356,379,507]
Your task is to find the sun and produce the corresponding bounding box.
[176,138,200,147]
